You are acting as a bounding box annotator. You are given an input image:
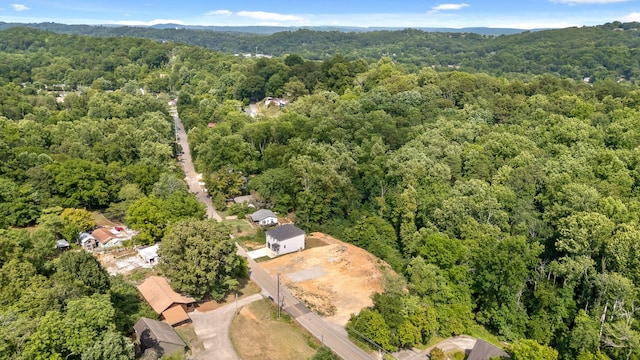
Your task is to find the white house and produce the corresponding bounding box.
[138,244,160,264]
[250,209,278,226]
[78,232,99,250]
[266,224,305,257]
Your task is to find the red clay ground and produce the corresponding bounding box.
[260,232,389,326]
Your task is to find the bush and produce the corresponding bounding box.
[430,347,446,360]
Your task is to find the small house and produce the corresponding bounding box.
[233,194,256,206]
[137,276,196,326]
[78,232,99,250]
[266,224,305,257]
[92,226,138,248]
[467,339,510,360]
[134,317,185,358]
[138,244,160,264]
[250,209,278,226]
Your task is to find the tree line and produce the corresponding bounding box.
[2,22,640,82]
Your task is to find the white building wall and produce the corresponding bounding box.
[259,216,278,226]
[266,234,305,256]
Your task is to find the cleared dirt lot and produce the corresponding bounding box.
[260,232,388,326]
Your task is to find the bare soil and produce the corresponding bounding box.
[260,232,389,326]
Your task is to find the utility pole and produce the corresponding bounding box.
[277,273,281,318]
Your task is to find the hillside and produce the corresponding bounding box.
[1,21,640,81]
[1,26,640,359]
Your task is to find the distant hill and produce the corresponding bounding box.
[147,23,530,36]
[2,20,640,81]
[0,21,530,36]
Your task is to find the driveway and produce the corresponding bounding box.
[190,293,263,360]
[394,336,478,360]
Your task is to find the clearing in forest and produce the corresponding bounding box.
[260,232,389,326]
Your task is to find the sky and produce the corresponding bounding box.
[0,1,639,29]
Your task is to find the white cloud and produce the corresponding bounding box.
[205,9,232,16]
[619,12,640,21]
[236,11,304,22]
[431,3,470,11]
[10,4,30,11]
[109,19,185,26]
[551,0,629,4]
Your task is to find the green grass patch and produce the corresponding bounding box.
[230,299,318,360]
[466,324,502,346]
[174,324,199,352]
[124,267,155,284]
[91,211,120,227]
[225,218,255,236]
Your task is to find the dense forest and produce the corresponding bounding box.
[1,21,640,82]
[0,29,208,359]
[1,24,640,359]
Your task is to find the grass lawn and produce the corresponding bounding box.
[230,299,319,360]
[91,211,122,227]
[174,323,202,354]
[466,324,503,347]
[124,267,158,284]
[225,218,256,237]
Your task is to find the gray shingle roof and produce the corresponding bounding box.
[467,339,510,360]
[266,224,305,242]
[250,209,276,222]
[135,317,185,347]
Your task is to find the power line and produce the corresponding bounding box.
[346,325,398,360]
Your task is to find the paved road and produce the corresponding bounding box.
[170,105,222,221]
[190,293,263,360]
[237,245,374,360]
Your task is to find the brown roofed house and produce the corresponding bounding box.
[137,276,196,326]
[92,227,114,246]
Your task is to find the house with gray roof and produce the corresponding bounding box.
[467,339,510,360]
[250,209,278,226]
[134,317,185,358]
[265,224,305,257]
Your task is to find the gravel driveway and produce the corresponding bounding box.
[189,294,263,360]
